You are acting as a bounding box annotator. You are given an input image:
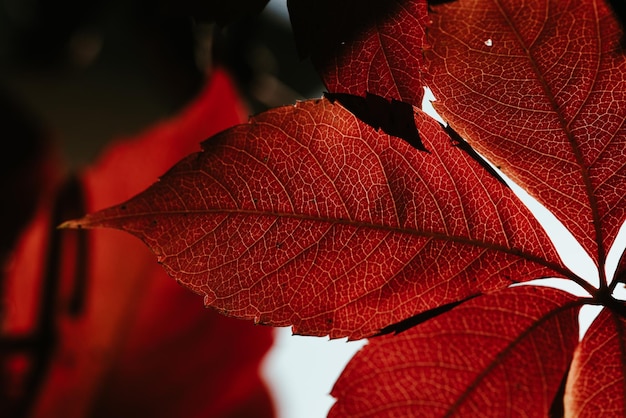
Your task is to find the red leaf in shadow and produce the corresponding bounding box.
[288,0,429,106]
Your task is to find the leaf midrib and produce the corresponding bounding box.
[493,0,606,280]
[88,206,580,283]
[442,298,583,417]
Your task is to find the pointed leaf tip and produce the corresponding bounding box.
[58,218,85,230]
[57,211,113,230]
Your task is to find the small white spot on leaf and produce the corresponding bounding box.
[484,39,493,47]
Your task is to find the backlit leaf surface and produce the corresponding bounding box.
[425,0,626,266]
[65,98,572,340]
[52,1,626,415]
[564,308,626,417]
[288,0,428,106]
[330,286,580,417]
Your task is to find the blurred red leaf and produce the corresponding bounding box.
[288,0,428,106]
[3,69,274,418]
[0,91,59,263]
[330,286,580,417]
[425,0,626,268]
[64,98,577,340]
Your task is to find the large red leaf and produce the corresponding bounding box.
[63,98,576,340]
[330,286,580,417]
[3,69,274,418]
[288,0,428,107]
[425,0,626,270]
[564,308,626,416]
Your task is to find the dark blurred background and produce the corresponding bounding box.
[0,0,322,168]
[0,2,324,415]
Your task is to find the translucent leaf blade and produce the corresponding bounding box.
[425,0,626,266]
[564,308,626,416]
[64,99,571,339]
[330,286,580,417]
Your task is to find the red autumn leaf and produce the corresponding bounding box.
[424,0,626,270]
[330,286,580,417]
[2,69,274,418]
[56,0,626,416]
[564,307,626,416]
[62,98,578,340]
[288,0,428,106]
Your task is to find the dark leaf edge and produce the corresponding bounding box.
[375,293,481,336]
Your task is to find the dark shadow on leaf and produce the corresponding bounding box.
[442,124,509,188]
[287,0,427,106]
[375,294,481,336]
[605,0,626,48]
[325,92,427,152]
[427,0,457,5]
